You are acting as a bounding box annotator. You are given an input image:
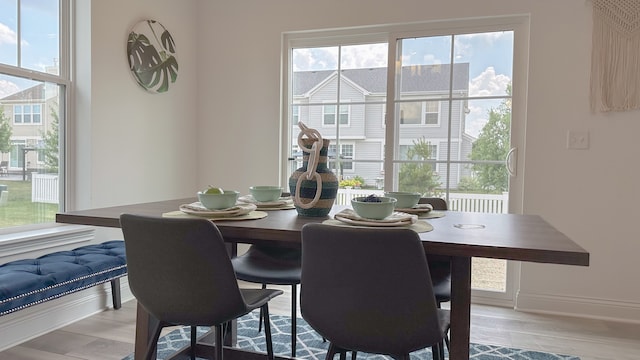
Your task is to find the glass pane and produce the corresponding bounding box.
[465,98,511,162]
[397,36,452,101]
[454,31,513,98]
[291,44,387,191]
[472,258,507,292]
[0,0,18,66]
[0,74,61,229]
[20,0,60,74]
[339,43,388,104]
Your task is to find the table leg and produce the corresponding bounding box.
[449,256,471,360]
[134,303,158,360]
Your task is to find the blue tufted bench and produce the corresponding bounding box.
[0,240,127,316]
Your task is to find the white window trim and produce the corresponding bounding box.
[0,0,71,235]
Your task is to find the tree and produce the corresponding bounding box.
[469,84,511,192]
[0,108,12,159]
[40,105,59,173]
[398,137,440,195]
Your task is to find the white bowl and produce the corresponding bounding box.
[351,196,397,220]
[384,191,421,209]
[197,190,239,210]
[249,186,282,202]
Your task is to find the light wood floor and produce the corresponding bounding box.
[1,282,639,360]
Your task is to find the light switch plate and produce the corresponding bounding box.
[567,130,589,150]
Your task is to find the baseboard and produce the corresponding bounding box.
[515,291,640,324]
[0,277,133,352]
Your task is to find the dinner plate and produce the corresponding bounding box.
[238,195,294,208]
[179,202,257,217]
[395,203,433,214]
[333,209,417,227]
[333,216,414,227]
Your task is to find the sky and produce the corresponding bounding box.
[0,0,59,98]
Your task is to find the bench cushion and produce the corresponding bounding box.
[0,240,127,315]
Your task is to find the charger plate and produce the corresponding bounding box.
[163,210,268,221]
[178,202,256,217]
[322,218,433,233]
[334,208,417,226]
[238,195,295,210]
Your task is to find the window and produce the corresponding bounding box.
[283,16,527,305]
[424,101,439,125]
[328,143,354,175]
[13,104,42,124]
[323,103,350,126]
[0,0,69,231]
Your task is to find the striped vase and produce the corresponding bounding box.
[289,139,339,217]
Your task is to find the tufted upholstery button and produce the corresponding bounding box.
[0,240,127,316]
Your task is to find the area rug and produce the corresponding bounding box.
[123,310,580,360]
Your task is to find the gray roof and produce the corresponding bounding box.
[293,63,469,96]
[0,84,45,101]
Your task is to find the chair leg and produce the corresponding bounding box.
[325,342,339,360]
[144,321,164,360]
[190,326,197,360]
[215,324,224,360]
[291,283,297,357]
[432,341,445,360]
[262,304,275,360]
[351,351,357,360]
[258,283,267,332]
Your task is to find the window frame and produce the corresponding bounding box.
[281,15,529,307]
[0,0,71,234]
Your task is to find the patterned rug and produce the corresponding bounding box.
[123,310,581,360]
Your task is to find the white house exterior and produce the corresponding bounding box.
[291,63,474,189]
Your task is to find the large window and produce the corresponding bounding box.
[0,0,69,231]
[283,16,528,305]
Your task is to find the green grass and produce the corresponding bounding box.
[0,180,58,228]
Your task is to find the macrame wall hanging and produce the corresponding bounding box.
[590,0,640,112]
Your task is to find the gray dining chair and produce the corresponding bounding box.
[419,198,451,306]
[300,223,450,360]
[120,214,283,360]
[419,197,451,357]
[231,192,303,357]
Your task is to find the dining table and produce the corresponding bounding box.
[56,197,589,360]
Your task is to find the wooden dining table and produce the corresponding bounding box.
[56,197,589,360]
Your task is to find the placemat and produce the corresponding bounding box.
[419,210,445,219]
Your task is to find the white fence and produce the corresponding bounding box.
[32,173,59,204]
[335,188,508,214]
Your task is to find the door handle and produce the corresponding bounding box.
[506,147,517,177]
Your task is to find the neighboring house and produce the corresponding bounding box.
[0,84,57,174]
[292,63,473,188]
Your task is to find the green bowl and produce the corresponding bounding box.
[351,196,397,220]
[384,191,421,209]
[197,190,239,210]
[249,186,282,202]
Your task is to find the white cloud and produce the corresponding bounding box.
[0,79,20,99]
[469,67,510,97]
[340,44,388,69]
[0,23,18,45]
[465,67,511,137]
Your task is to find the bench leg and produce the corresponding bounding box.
[111,278,122,309]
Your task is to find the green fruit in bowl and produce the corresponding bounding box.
[204,185,224,194]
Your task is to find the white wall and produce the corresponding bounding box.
[194,0,640,322]
[74,0,200,211]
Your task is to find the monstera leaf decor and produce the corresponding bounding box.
[127,20,178,93]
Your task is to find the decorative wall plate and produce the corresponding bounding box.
[127,19,178,93]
